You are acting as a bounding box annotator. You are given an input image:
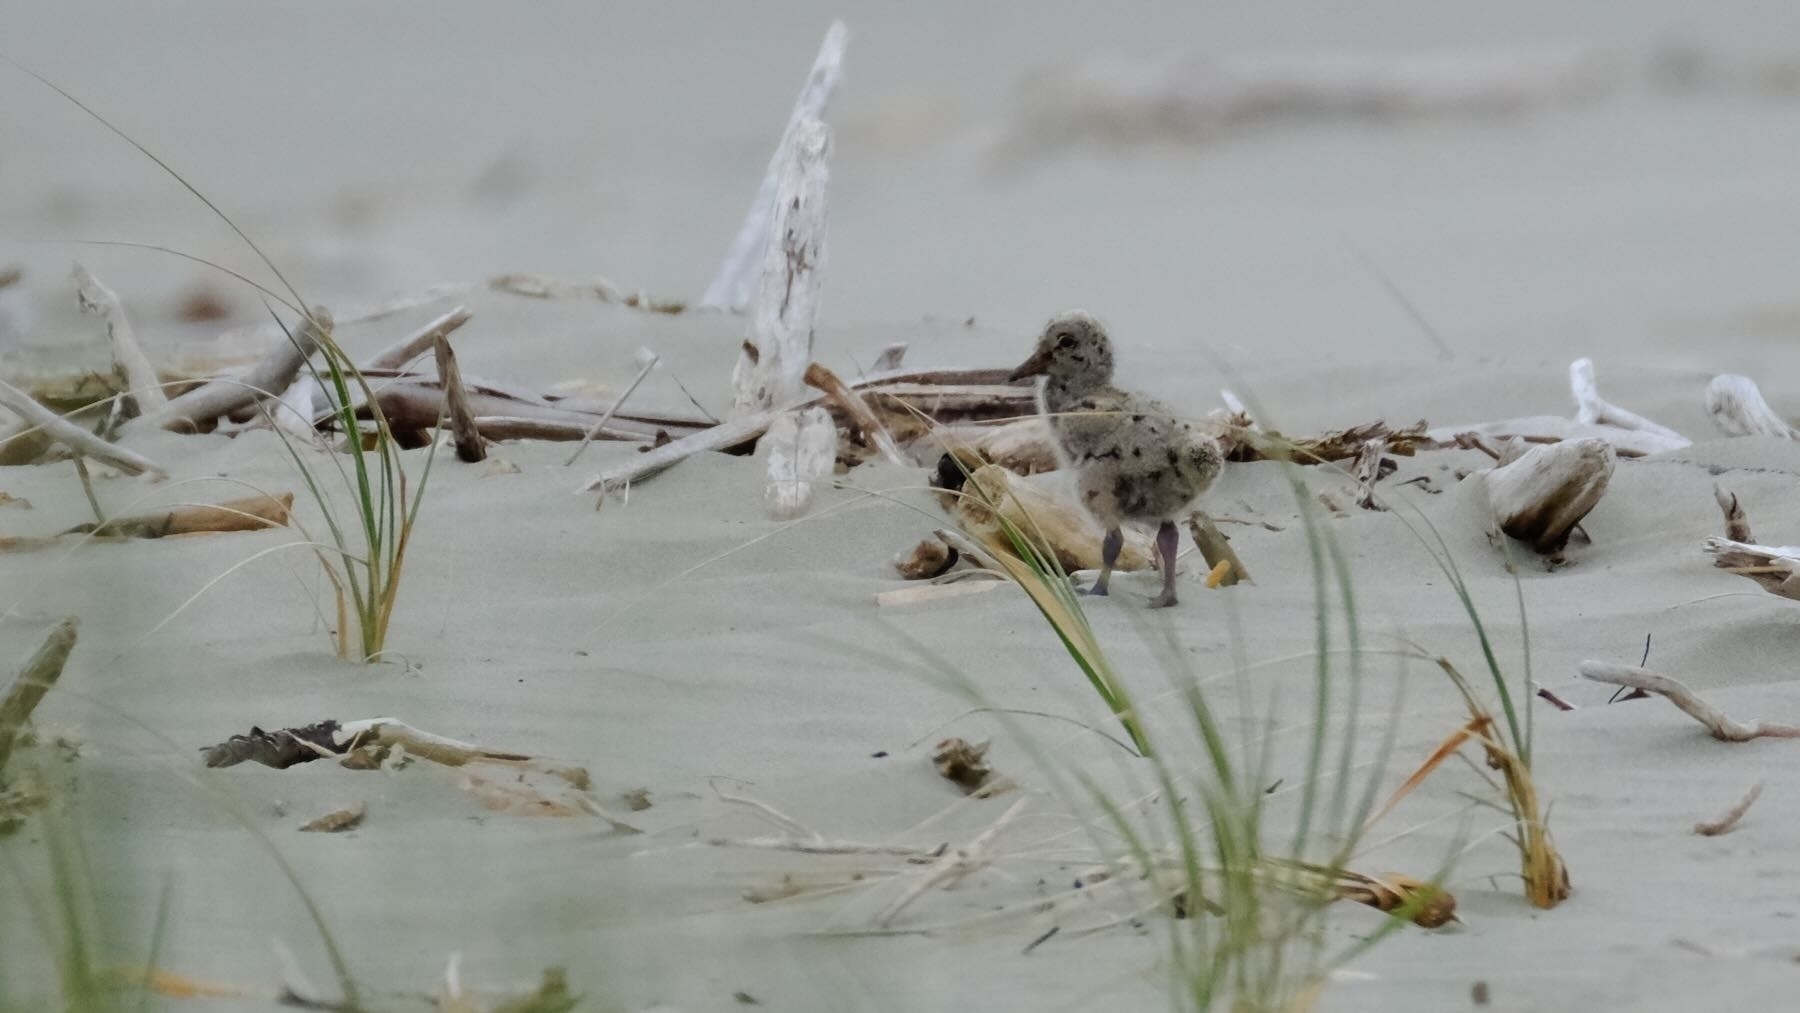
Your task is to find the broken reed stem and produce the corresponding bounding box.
[363,305,473,371]
[73,263,166,414]
[702,20,850,311]
[0,617,78,781]
[1694,781,1763,836]
[565,352,659,466]
[431,335,485,463]
[0,377,165,477]
[1578,660,1800,741]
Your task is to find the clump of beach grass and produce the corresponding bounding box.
[6,59,437,663]
[939,430,1449,1011]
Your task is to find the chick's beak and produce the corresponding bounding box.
[1008,348,1050,382]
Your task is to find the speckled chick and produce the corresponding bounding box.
[1008,311,1223,607]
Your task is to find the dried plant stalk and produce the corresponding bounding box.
[1186,511,1248,585]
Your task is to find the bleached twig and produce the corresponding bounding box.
[0,378,164,477]
[875,797,1029,927]
[128,310,327,434]
[1704,486,1800,602]
[1432,358,1689,456]
[1577,660,1800,741]
[72,263,165,414]
[1694,781,1763,836]
[702,21,850,311]
[732,117,834,416]
[1705,374,1799,440]
[564,349,659,466]
[579,413,771,497]
[1568,358,1689,446]
[363,306,474,371]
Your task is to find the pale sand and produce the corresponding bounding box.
[7,3,1800,1011]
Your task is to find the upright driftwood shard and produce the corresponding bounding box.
[1705,374,1799,439]
[1568,358,1689,447]
[72,264,165,414]
[1483,436,1614,554]
[431,335,485,462]
[702,21,849,312]
[731,118,833,417]
[0,618,78,781]
[763,406,836,519]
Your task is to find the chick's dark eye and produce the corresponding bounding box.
[1056,333,1077,349]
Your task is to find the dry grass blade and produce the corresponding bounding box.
[1365,715,1490,832]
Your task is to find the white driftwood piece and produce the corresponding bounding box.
[1432,358,1689,456]
[1703,488,1800,603]
[762,406,836,519]
[701,21,849,312]
[270,374,321,439]
[1577,661,1800,741]
[127,311,327,434]
[362,306,474,371]
[1705,374,1799,439]
[72,264,165,414]
[0,376,164,477]
[1482,436,1614,552]
[731,118,833,418]
[1568,358,1687,446]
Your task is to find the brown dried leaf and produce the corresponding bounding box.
[298,802,366,833]
[933,737,991,793]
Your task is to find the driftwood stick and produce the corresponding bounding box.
[129,310,327,434]
[363,306,473,372]
[1577,660,1800,741]
[1703,485,1800,601]
[1186,512,1248,585]
[1705,374,1799,439]
[702,21,850,311]
[1694,781,1763,836]
[67,492,292,540]
[763,406,836,519]
[564,350,659,466]
[580,414,771,497]
[732,118,833,416]
[0,378,164,477]
[431,335,485,463]
[803,362,904,464]
[0,618,78,781]
[72,264,165,414]
[1568,358,1689,446]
